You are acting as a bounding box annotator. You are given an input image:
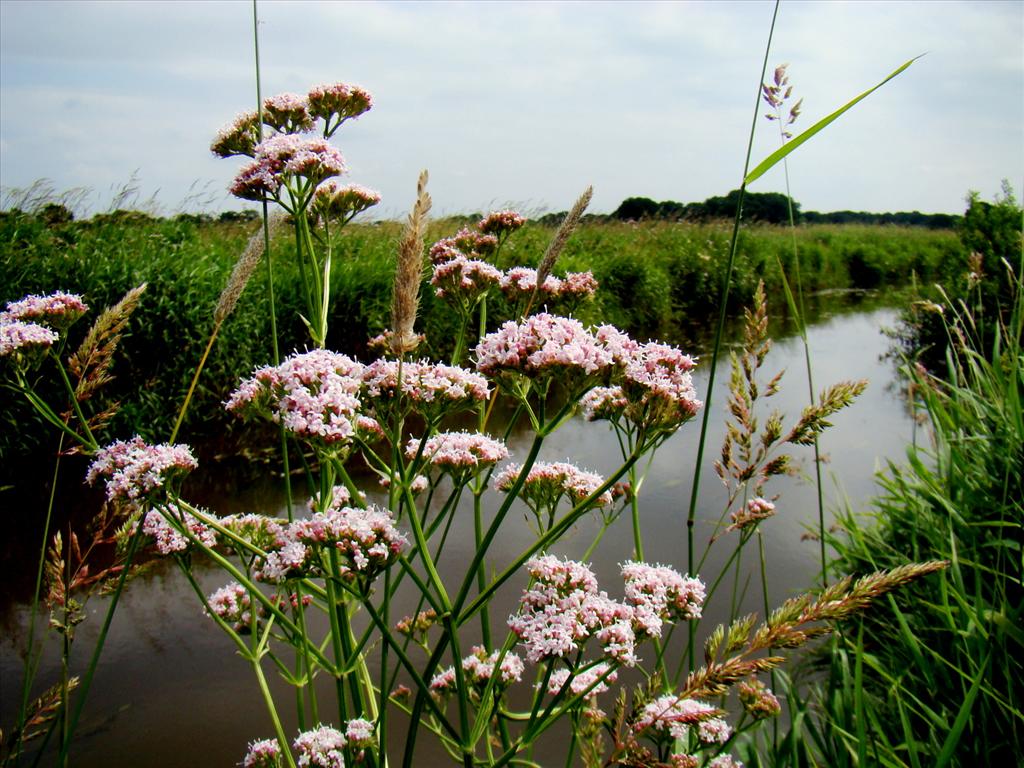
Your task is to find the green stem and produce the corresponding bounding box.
[169,320,220,443]
[325,550,352,725]
[685,0,780,675]
[14,433,64,765]
[57,512,146,765]
[49,351,96,449]
[253,654,298,768]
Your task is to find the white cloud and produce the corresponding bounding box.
[1,0,1020,216]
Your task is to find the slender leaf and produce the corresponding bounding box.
[934,651,990,768]
[745,55,923,185]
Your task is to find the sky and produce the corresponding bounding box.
[1,0,1021,219]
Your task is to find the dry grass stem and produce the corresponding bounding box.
[684,560,947,699]
[215,214,284,324]
[390,170,431,356]
[535,185,593,288]
[1,678,79,753]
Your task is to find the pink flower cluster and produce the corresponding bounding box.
[313,181,381,222]
[580,387,629,421]
[432,228,499,261]
[210,111,260,158]
[621,342,700,423]
[244,718,376,768]
[508,555,637,666]
[256,504,407,584]
[206,581,258,632]
[546,662,618,699]
[633,694,731,745]
[227,350,368,448]
[478,210,527,236]
[293,724,345,768]
[728,497,777,532]
[499,266,563,302]
[307,82,373,124]
[242,738,281,768]
[495,461,612,511]
[230,135,346,201]
[2,291,88,328]
[0,320,57,358]
[406,431,509,475]
[308,485,367,514]
[142,504,216,555]
[344,717,376,750]
[262,92,314,133]
[430,646,525,695]
[499,267,599,306]
[86,437,197,503]
[578,330,702,433]
[361,359,490,419]
[218,513,287,552]
[431,256,503,304]
[621,561,705,638]
[475,313,613,388]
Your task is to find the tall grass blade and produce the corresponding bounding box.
[745,56,923,185]
[934,652,990,768]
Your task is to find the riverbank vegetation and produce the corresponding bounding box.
[810,260,1023,766]
[0,209,962,475]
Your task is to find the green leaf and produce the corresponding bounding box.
[745,55,924,185]
[934,651,990,768]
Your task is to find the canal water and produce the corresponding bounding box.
[1,296,917,766]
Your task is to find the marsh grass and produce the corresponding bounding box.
[760,262,1023,767]
[0,211,961,473]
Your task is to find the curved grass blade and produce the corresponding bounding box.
[745,55,924,185]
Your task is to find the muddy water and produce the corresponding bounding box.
[1,299,915,767]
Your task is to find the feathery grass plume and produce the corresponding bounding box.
[215,213,284,324]
[0,677,79,758]
[535,186,593,289]
[67,284,147,405]
[390,170,431,356]
[172,215,285,442]
[683,560,947,699]
[785,379,868,445]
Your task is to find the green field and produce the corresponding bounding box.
[0,210,963,472]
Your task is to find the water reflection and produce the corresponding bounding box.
[1,300,913,767]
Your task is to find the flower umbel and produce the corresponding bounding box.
[86,437,197,503]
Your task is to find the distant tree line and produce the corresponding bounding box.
[603,191,959,229]
[6,194,958,230]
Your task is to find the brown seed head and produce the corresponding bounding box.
[391,170,431,355]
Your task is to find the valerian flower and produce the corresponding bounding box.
[242,738,282,768]
[2,291,88,329]
[508,555,637,666]
[86,437,197,503]
[0,320,58,360]
[142,503,217,554]
[230,135,346,202]
[406,431,508,477]
[307,82,373,126]
[211,111,261,158]
[312,181,381,224]
[226,349,367,451]
[262,92,314,133]
[478,209,526,237]
[495,460,612,516]
[475,313,613,398]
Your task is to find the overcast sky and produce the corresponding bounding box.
[1,0,1021,218]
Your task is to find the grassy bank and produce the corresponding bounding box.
[781,264,1023,766]
[0,211,962,473]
